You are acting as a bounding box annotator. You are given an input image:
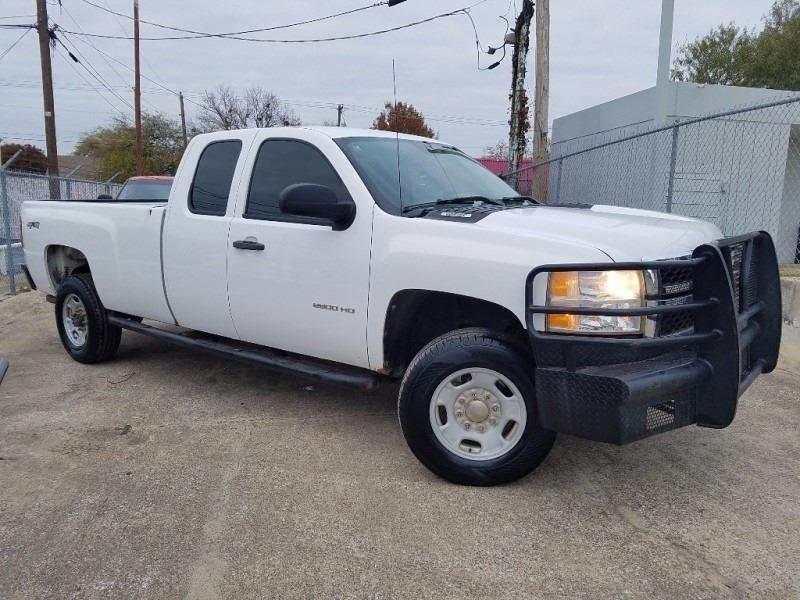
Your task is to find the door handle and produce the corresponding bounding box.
[233,239,265,251]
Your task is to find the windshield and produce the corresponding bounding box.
[117,180,173,201]
[336,138,520,214]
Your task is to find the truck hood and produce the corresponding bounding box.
[480,204,722,261]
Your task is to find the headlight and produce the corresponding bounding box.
[546,270,645,335]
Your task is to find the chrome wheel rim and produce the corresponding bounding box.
[429,367,527,461]
[62,294,88,348]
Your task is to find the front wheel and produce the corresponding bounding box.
[398,329,556,486]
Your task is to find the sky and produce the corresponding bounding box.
[0,0,776,158]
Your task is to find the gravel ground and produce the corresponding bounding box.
[0,292,798,599]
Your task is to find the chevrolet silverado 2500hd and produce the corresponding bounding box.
[20,127,782,486]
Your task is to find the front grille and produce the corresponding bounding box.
[721,241,760,378]
[728,243,744,312]
[650,259,695,337]
[660,264,694,295]
[656,295,695,336]
[722,241,760,314]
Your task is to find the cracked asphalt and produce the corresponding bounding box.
[1,292,798,599]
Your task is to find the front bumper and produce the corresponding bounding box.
[526,232,782,445]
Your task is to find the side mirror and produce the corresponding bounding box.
[97,193,113,200]
[0,355,8,385]
[279,184,355,231]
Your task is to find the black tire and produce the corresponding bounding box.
[55,272,122,364]
[398,328,556,486]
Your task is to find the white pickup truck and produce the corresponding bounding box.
[20,127,782,485]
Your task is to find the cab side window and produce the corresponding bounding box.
[189,140,242,216]
[245,140,350,223]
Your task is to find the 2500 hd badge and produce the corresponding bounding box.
[313,303,356,315]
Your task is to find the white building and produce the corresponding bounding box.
[547,0,800,263]
[550,81,800,262]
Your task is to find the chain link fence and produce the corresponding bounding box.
[0,168,123,298]
[510,95,800,265]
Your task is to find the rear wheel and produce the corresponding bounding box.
[398,328,556,486]
[55,273,121,363]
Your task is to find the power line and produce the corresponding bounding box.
[53,35,206,112]
[55,2,130,89]
[54,45,131,117]
[77,0,390,39]
[0,77,507,128]
[0,28,31,63]
[0,102,118,115]
[58,1,492,43]
[58,26,164,113]
[97,0,173,92]
[54,31,135,111]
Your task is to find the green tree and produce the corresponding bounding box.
[75,113,185,180]
[372,102,436,138]
[672,0,800,91]
[0,143,48,173]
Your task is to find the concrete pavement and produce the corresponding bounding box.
[0,292,798,599]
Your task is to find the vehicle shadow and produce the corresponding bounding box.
[112,331,743,495]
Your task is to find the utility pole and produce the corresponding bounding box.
[507,0,534,191]
[35,0,60,196]
[656,0,675,124]
[133,0,143,175]
[533,0,550,200]
[336,104,344,127]
[179,92,188,148]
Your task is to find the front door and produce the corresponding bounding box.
[226,132,372,368]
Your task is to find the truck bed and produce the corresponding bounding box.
[21,201,174,323]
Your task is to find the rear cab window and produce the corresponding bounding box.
[189,140,243,216]
[118,180,172,201]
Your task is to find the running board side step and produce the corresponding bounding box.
[108,315,381,390]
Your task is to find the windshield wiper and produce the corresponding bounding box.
[499,195,540,205]
[401,195,504,216]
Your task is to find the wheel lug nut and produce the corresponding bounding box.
[464,423,471,430]
[491,405,499,413]
[478,425,485,433]
[455,410,464,417]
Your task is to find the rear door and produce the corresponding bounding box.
[164,132,254,338]
[226,130,372,368]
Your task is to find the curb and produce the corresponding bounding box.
[781,277,800,327]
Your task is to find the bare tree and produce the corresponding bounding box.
[195,85,301,133]
[244,87,301,128]
[483,140,510,160]
[196,85,244,131]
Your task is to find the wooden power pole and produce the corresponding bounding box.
[35,0,60,188]
[507,0,534,191]
[179,92,188,148]
[533,0,550,200]
[133,0,143,175]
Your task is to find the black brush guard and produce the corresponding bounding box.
[525,231,782,445]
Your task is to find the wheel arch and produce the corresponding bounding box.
[382,289,529,377]
[45,244,91,291]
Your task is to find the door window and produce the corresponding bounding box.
[189,140,242,216]
[245,140,350,223]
